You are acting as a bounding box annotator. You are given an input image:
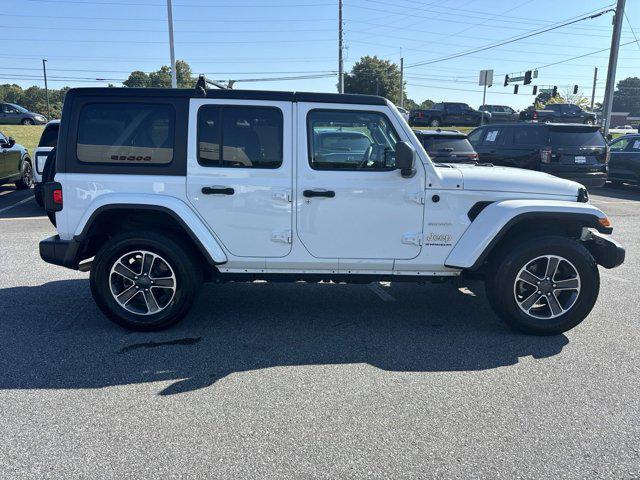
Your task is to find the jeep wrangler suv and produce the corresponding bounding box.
[39,87,625,335]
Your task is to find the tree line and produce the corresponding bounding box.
[1,57,638,118]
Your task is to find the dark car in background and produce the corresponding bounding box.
[468,123,608,187]
[0,130,33,189]
[0,102,48,125]
[519,103,596,125]
[409,102,490,127]
[607,134,640,185]
[414,129,478,163]
[479,104,519,123]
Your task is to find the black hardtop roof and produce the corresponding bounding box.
[414,129,467,137]
[65,87,388,106]
[483,122,601,130]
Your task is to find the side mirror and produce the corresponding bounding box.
[395,141,416,178]
[7,137,15,148]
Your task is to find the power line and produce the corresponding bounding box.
[406,7,616,68]
[22,0,334,7]
[2,13,336,22]
[625,12,640,50]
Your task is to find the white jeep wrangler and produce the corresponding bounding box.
[39,87,625,334]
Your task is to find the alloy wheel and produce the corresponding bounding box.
[513,255,581,320]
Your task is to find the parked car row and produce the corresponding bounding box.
[408,102,598,127]
[0,102,48,125]
[414,123,640,188]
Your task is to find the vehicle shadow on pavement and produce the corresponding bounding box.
[592,185,640,201]
[0,279,568,396]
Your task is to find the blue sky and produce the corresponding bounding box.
[2,0,639,110]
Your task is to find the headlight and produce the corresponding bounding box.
[35,115,46,121]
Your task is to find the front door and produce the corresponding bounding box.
[296,105,425,260]
[186,99,293,258]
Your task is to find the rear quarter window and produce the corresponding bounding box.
[513,127,547,145]
[76,103,175,164]
[421,137,474,154]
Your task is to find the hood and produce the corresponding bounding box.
[449,164,582,197]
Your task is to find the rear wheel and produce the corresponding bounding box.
[90,231,202,331]
[429,118,440,127]
[584,118,595,125]
[485,236,599,335]
[14,159,33,190]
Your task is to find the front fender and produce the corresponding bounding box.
[74,193,228,265]
[445,199,610,270]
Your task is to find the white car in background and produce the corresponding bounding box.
[609,124,638,135]
[397,106,409,122]
[32,120,59,206]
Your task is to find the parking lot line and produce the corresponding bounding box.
[0,196,34,214]
[0,216,47,221]
[368,283,396,302]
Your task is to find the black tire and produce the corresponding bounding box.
[429,118,440,127]
[90,231,203,331]
[42,148,57,226]
[14,159,34,190]
[609,179,624,188]
[21,118,35,126]
[584,118,595,125]
[485,235,599,335]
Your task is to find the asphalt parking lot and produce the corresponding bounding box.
[0,184,638,479]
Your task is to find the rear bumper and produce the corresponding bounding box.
[584,231,625,269]
[541,168,607,188]
[39,235,80,269]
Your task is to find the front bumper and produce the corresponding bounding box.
[39,235,80,269]
[584,231,625,269]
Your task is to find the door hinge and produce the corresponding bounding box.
[271,229,292,244]
[405,191,425,205]
[402,233,423,246]
[272,190,292,202]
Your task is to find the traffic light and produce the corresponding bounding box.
[552,86,558,97]
[514,84,519,94]
[524,70,532,85]
[573,84,579,94]
[533,85,538,95]
[504,75,509,87]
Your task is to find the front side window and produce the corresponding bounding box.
[308,110,399,171]
[198,105,283,168]
[609,138,630,151]
[77,103,174,164]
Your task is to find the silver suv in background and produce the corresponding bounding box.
[0,102,48,125]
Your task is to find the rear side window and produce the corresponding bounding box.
[421,136,475,154]
[197,105,283,168]
[467,128,483,144]
[77,103,174,164]
[549,128,605,147]
[609,137,631,151]
[513,127,547,145]
[38,123,59,148]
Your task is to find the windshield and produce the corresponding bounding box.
[421,136,475,154]
[8,103,29,113]
[549,128,605,147]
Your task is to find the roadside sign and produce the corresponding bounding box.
[479,69,493,86]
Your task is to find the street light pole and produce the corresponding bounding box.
[601,0,625,134]
[338,0,344,93]
[42,59,50,120]
[590,67,598,111]
[166,0,177,88]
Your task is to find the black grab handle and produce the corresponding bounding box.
[303,189,335,198]
[202,186,235,195]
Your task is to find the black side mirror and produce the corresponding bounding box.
[7,137,15,148]
[395,141,416,178]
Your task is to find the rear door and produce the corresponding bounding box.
[608,136,639,181]
[474,126,505,163]
[296,104,425,261]
[186,99,293,258]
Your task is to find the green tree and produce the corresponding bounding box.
[612,76,640,114]
[344,56,407,105]
[124,60,195,89]
[123,70,149,88]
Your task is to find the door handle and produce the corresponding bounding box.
[202,186,234,195]
[303,189,335,198]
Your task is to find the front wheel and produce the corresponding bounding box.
[485,236,599,335]
[90,231,202,331]
[21,118,35,126]
[429,118,440,127]
[584,118,595,125]
[14,159,33,189]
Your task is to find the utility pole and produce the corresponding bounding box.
[399,56,404,108]
[166,0,177,88]
[602,0,625,134]
[42,59,50,120]
[338,0,344,93]
[590,67,598,110]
